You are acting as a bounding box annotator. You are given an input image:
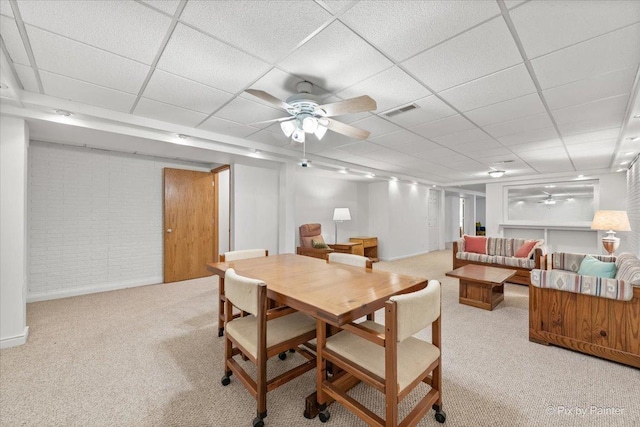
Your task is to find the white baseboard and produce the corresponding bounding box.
[0,326,29,349]
[382,250,431,262]
[27,276,163,303]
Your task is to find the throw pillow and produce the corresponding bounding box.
[464,235,487,254]
[577,255,617,279]
[312,239,329,249]
[514,240,538,258]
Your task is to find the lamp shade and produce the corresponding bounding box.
[333,208,351,221]
[591,210,631,231]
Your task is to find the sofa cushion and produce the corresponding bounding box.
[577,255,617,279]
[530,269,633,301]
[456,252,494,264]
[493,255,536,269]
[464,235,487,254]
[515,240,538,258]
[615,252,640,285]
[552,252,616,273]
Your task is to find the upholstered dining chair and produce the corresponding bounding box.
[218,249,268,337]
[317,280,445,426]
[221,268,316,427]
[327,252,374,320]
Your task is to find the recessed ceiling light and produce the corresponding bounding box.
[578,175,584,178]
[389,176,398,181]
[432,184,436,188]
[339,168,348,174]
[545,185,556,188]
[626,152,635,155]
[366,173,375,178]
[492,160,515,164]
[177,134,189,139]
[55,109,73,116]
[488,170,505,178]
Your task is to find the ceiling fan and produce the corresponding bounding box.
[245,81,376,143]
[538,193,557,205]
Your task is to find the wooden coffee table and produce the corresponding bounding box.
[446,264,517,311]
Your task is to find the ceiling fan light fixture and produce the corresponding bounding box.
[281,120,296,137]
[314,124,328,140]
[489,170,505,178]
[302,116,318,133]
[292,128,305,143]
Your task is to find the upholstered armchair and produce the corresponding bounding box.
[296,223,333,260]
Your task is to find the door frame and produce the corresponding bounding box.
[212,165,230,262]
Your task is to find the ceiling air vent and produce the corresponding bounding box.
[384,103,419,118]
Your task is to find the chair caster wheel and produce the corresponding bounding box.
[435,410,446,423]
[252,417,264,427]
[319,410,330,423]
[221,375,231,386]
[218,328,224,337]
[278,352,287,361]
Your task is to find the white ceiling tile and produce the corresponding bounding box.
[134,98,208,127]
[247,129,293,146]
[385,95,457,128]
[511,0,640,59]
[321,1,357,15]
[157,23,271,93]
[18,0,171,64]
[303,131,358,152]
[360,148,416,165]
[213,96,287,127]
[556,117,625,137]
[411,114,477,138]
[432,128,492,146]
[198,116,259,138]
[245,69,331,109]
[504,0,527,9]
[572,157,612,170]
[181,1,330,63]
[552,94,629,125]
[566,139,617,156]
[340,0,501,61]
[1,16,29,65]
[278,21,393,92]
[143,70,234,114]
[531,23,640,89]
[13,64,38,92]
[528,157,575,173]
[402,17,522,92]
[338,141,382,155]
[1,0,14,17]
[414,147,460,160]
[337,67,431,114]
[27,25,149,94]
[562,128,620,145]
[370,130,431,149]
[439,64,536,112]
[518,146,568,161]
[464,93,545,126]
[349,115,403,138]
[544,66,637,111]
[498,126,559,145]
[484,112,553,138]
[393,139,444,154]
[472,150,519,162]
[508,138,564,153]
[451,139,503,152]
[140,0,181,15]
[41,71,136,112]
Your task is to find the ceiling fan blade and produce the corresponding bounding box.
[247,116,294,126]
[315,95,377,117]
[325,118,370,139]
[245,89,293,111]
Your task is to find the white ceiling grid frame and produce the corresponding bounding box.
[6,0,42,92]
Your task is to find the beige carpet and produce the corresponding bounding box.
[1,250,638,426]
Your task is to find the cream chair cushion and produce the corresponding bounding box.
[389,280,440,342]
[325,321,439,392]
[328,253,369,268]
[223,249,267,261]
[225,268,263,316]
[226,312,316,359]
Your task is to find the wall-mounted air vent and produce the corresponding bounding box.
[384,103,419,118]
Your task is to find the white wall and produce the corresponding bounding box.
[1,117,29,348]
[368,182,390,258]
[445,195,460,244]
[233,163,279,254]
[476,197,486,227]
[626,161,639,256]
[27,141,211,302]
[218,168,230,254]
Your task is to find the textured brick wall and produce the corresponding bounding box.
[28,141,210,301]
[628,158,640,256]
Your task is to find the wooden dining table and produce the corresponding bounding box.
[207,253,429,418]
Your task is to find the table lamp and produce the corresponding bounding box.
[591,210,631,255]
[333,208,351,244]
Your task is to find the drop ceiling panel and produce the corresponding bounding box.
[140,0,181,15]
[0,16,30,65]
[321,1,357,15]
[498,126,560,146]
[508,138,564,154]
[336,67,431,113]
[386,139,443,154]
[464,93,546,126]
[338,141,382,155]
[349,115,403,138]
[18,0,171,64]
[566,139,617,157]
[511,0,640,59]
[213,96,285,127]
[432,128,493,146]
[27,25,149,94]
[134,98,209,127]
[0,0,13,17]
[199,116,259,138]
[143,70,234,114]
[439,64,537,112]
[451,138,503,152]
[556,116,625,137]
[465,146,514,158]
[360,148,416,165]
[572,157,613,170]
[543,66,637,110]
[483,112,553,138]
[340,0,500,62]
[551,94,629,125]
[369,130,428,149]
[13,64,39,92]
[157,24,271,94]
[562,128,621,145]
[40,71,136,112]
[411,114,477,139]
[531,23,640,90]
[180,1,331,63]
[402,17,522,92]
[527,158,575,173]
[278,22,393,93]
[384,95,457,128]
[245,68,331,109]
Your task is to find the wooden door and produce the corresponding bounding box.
[164,168,214,283]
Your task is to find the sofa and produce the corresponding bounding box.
[296,223,333,260]
[452,235,547,286]
[529,252,640,368]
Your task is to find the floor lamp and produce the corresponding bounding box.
[333,208,351,244]
[591,210,631,255]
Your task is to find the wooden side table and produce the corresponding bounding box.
[328,242,364,256]
[349,237,378,262]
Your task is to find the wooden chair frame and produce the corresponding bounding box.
[222,283,316,425]
[318,299,444,427]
